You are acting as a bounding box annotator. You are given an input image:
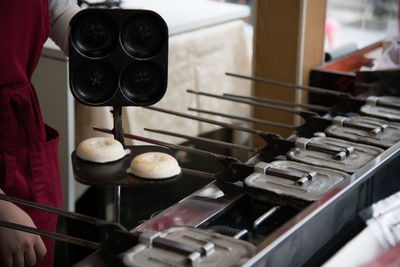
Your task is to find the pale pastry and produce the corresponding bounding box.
[127,152,181,179]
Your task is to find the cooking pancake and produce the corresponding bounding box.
[76,137,128,163]
[127,152,181,179]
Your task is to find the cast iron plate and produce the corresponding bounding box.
[72,145,181,186]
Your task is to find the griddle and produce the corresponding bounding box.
[72,145,181,186]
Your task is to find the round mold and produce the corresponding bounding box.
[121,12,167,59]
[71,11,118,58]
[72,61,118,105]
[120,62,165,105]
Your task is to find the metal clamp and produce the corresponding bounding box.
[366,96,379,105]
[254,162,317,186]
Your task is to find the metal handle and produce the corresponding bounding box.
[343,120,387,134]
[253,206,280,236]
[305,142,354,160]
[0,220,100,250]
[265,168,317,186]
[0,193,125,232]
[377,99,400,110]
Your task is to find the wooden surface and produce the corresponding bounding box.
[252,0,326,146]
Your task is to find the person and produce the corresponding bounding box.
[0,0,80,266]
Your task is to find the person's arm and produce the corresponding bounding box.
[48,0,81,56]
[0,188,47,267]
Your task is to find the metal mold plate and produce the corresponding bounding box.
[121,227,256,267]
[361,105,400,121]
[361,96,400,121]
[244,161,350,203]
[325,116,400,148]
[286,137,384,173]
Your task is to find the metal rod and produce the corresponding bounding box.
[253,206,280,234]
[0,194,125,231]
[187,89,311,115]
[377,98,400,110]
[142,106,285,148]
[233,229,249,240]
[113,186,121,224]
[112,106,124,225]
[225,72,350,97]
[112,106,125,146]
[143,106,267,137]
[144,128,259,153]
[0,220,100,250]
[93,127,240,163]
[188,107,297,130]
[222,93,330,112]
[181,168,219,180]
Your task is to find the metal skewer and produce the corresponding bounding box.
[225,72,352,97]
[188,91,397,145]
[143,106,280,142]
[222,93,330,112]
[188,107,297,130]
[0,193,125,231]
[225,72,368,113]
[180,168,219,180]
[142,106,293,160]
[141,128,312,184]
[226,73,400,109]
[143,107,369,162]
[144,128,259,153]
[187,89,318,117]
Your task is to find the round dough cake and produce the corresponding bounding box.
[127,152,181,179]
[76,137,127,163]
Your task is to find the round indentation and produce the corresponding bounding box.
[71,11,118,58]
[72,61,118,105]
[121,12,167,58]
[120,62,166,105]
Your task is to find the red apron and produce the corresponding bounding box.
[0,1,63,266]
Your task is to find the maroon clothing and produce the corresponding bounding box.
[0,1,63,266]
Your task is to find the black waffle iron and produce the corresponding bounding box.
[68,8,173,223]
[69,8,168,107]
